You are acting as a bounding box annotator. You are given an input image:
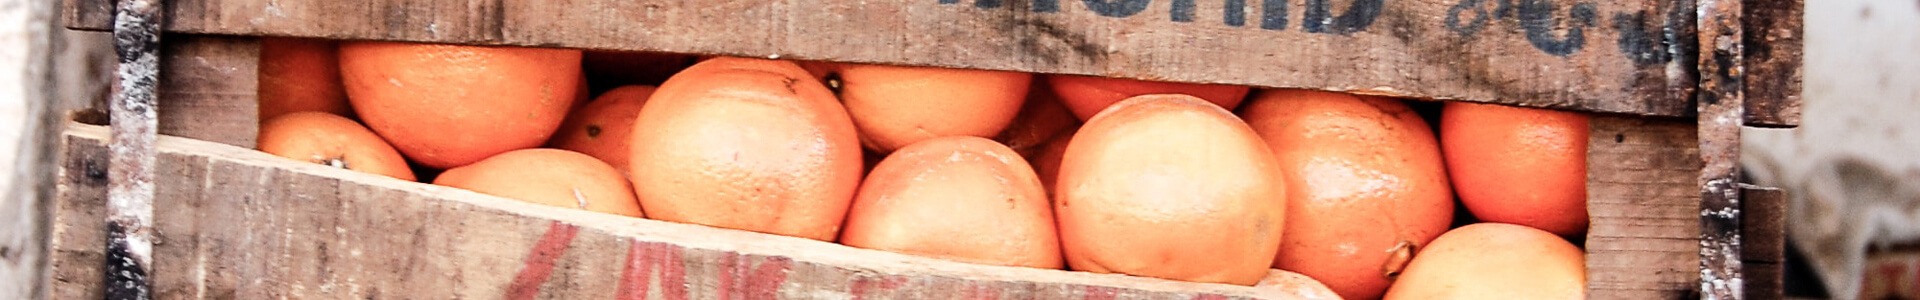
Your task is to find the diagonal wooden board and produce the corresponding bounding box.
[47,122,1305,299]
[62,0,1801,127]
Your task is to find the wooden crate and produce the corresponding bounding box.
[51,0,1800,299]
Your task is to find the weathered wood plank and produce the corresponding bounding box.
[49,122,1304,300]
[1740,185,1786,300]
[156,35,259,148]
[1587,116,1703,300]
[1741,0,1802,128]
[66,0,1723,119]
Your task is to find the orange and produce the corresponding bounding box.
[256,112,415,181]
[339,41,582,169]
[1046,74,1250,121]
[433,149,644,218]
[1440,102,1589,236]
[1027,126,1074,198]
[258,37,351,121]
[811,62,1031,153]
[839,136,1061,269]
[1054,94,1286,285]
[583,50,697,92]
[994,78,1080,157]
[1382,223,1585,300]
[549,85,656,173]
[627,57,862,242]
[1240,90,1453,300]
[1255,269,1345,300]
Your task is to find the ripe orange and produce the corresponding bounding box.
[1046,74,1250,121]
[339,41,582,169]
[994,78,1079,157]
[257,112,415,181]
[627,57,863,242]
[839,136,1061,269]
[1440,102,1590,236]
[1382,223,1585,300]
[549,85,656,173]
[811,63,1031,153]
[1255,269,1344,300]
[1054,94,1286,285]
[433,149,644,218]
[258,37,351,121]
[1240,90,1453,300]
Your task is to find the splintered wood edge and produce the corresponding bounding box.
[51,122,1300,300]
[1585,116,1703,300]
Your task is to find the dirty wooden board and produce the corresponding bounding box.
[1740,0,1802,128]
[1739,185,1786,299]
[48,122,1303,300]
[1586,116,1704,300]
[156,35,259,148]
[67,0,1731,120]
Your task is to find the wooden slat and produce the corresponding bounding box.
[156,35,260,148]
[49,122,1305,300]
[64,0,1722,119]
[1740,0,1803,128]
[1586,116,1703,300]
[1741,185,1786,300]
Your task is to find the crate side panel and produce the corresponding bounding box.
[50,123,1301,299]
[158,35,260,148]
[69,0,1714,119]
[1585,116,1702,300]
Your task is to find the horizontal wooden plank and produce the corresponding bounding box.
[49,122,1304,299]
[1585,116,1702,300]
[64,0,1730,119]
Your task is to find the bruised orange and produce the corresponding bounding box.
[1240,89,1453,300]
[434,148,643,217]
[549,85,656,173]
[1054,94,1286,285]
[811,63,1030,153]
[1046,74,1250,121]
[258,37,351,121]
[1382,223,1585,300]
[340,41,582,169]
[257,112,415,181]
[1441,102,1589,237]
[627,57,862,242]
[839,136,1061,269]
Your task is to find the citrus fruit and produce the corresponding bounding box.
[1046,74,1250,121]
[1255,269,1345,300]
[994,78,1079,157]
[340,41,582,169]
[258,37,351,121]
[1440,102,1590,236]
[257,112,415,181]
[549,85,656,173]
[1382,223,1585,300]
[812,62,1030,153]
[627,57,862,242]
[433,148,644,218]
[839,136,1061,269]
[1054,94,1286,285]
[1240,89,1454,300]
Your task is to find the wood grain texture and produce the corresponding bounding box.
[1740,0,1802,128]
[63,0,1730,120]
[48,122,1305,300]
[1741,185,1786,300]
[156,35,259,148]
[1586,116,1703,300]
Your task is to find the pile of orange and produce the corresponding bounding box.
[255,38,1597,299]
